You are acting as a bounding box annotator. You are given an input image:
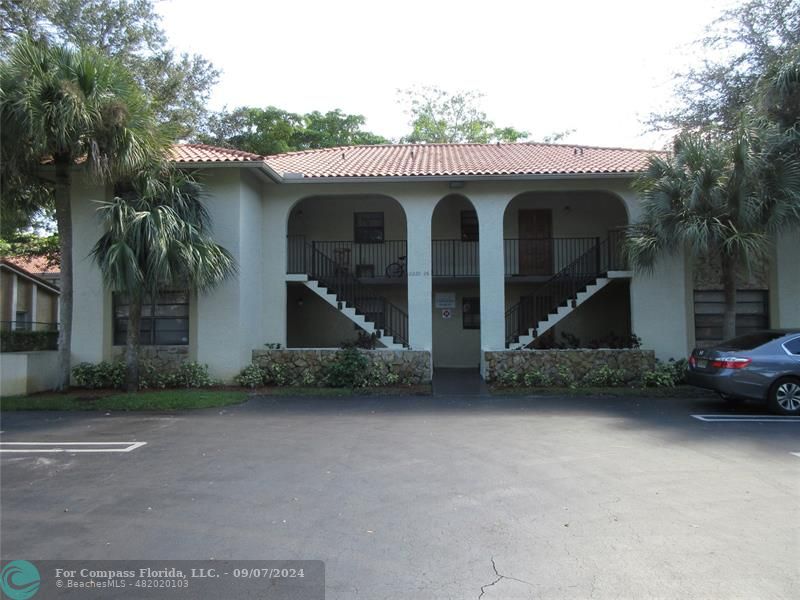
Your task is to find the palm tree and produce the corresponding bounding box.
[0,38,163,388]
[626,125,800,340]
[91,168,236,391]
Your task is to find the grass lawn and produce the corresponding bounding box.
[0,389,248,411]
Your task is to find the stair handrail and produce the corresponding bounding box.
[306,242,408,347]
[505,234,620,346]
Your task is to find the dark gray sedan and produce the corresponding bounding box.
[687,330,800,415]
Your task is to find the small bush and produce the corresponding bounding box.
[1,329,58,352]
[495,370,520,387]
[236,363,267,388]
[641,359,687,387]
[554,365,577,388]
[72,360,215,390]
[324,347,369,388]
[523,369,552,387]
[582,365,626,387]
[167,362,216,388]
[72,361,125,389]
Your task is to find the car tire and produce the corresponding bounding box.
[767,377,800,415]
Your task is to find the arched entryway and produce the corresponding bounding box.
[286,194,408,348]
[430,194,481,368]
[502,190,632,349]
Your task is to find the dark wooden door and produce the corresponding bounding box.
[518,209,553,275]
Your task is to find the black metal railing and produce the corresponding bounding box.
[504,232,628,346]
[431,239,480,276]
[303,242,408,346]
[288,236,408,279]
[0,321,59,352]
[503,237,602,276]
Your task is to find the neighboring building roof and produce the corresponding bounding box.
[4,255,60,275]
[171,142,661,181]
[168,144,264,164]
[0,259,60,293]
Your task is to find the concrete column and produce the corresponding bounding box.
[398,197,433,351]
[262,190,292,347]
[769,229,800,328]
[70,174,108,364]
[475,195,509,361]
[9,274,18,329]
[30,285,37,329]
[630,250,694,360]
[196,169,266,380]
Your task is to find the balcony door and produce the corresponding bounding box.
[518,209,553,275]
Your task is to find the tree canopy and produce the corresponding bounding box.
[198,107,388,156]
[0,0,218,139]
[649,0,800,132]
[398,86,529,144]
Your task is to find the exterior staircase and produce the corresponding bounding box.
[506,233,629,349]
[294,243,408,349]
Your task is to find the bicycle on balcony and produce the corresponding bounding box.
[385,255,406,278]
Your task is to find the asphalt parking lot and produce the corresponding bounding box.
[1,394,798,599]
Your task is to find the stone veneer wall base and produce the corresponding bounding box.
[252,349,432,385]
[483,349,656,383]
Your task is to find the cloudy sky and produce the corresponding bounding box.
[157,0,737,149]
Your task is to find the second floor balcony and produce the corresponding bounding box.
[287,233,627,280]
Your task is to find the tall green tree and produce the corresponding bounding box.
[1,37,164,388]
[198,107,388,156]
[649,0,800,132]
[399,86,529,143]
[626,124,800,340]
[91,169,235,391]
[0,0,218,138]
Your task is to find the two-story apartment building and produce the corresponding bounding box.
[68,142,800,380]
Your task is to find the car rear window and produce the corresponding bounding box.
[716,331,785,350]
[785,337,800,355]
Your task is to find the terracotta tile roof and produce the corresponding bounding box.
[168,143,264,164]
[1,258,60,291]
[171,142,661,179]
[4,255,60,274]
[262,143,659,179]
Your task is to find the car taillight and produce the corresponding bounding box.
[710,357,752,369]
[689,355,696,367]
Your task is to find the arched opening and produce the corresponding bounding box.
[286,194,408,348]
[502,190,633,349]
[430,194,481,369]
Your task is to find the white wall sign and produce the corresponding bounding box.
[441,309,452,319]
[435,292,456,309]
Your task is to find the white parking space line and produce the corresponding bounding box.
[692,414,800,422]
[0,442,147,453]
[791,452,800,458]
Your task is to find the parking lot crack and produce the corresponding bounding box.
[478,557,535,599]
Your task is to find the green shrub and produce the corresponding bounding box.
[72,361,125,389]
[236,363,267,388]
[264,361,288,386]
[1,329,58,352]
[72,360,215,390]
[554,365,577,388]
[523,369,552,387]
[324,347,368,388]
[641,359,687,387]
[582,365,626,387]
[495,370,519,387]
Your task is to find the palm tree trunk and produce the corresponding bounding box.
[53,160,73,390]
[721,254,738,341]
[125,295,142,393]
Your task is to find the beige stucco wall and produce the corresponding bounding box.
[0,270,13,321]
[431,282,481,368]
[0,351,59,396]
[770,229,800,328]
